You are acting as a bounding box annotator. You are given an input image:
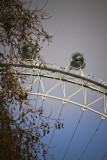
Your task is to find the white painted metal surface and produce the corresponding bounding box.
[0,60,107,119]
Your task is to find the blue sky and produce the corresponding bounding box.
[33,0,107,81]
[24,0,107,159]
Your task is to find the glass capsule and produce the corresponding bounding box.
[70,52,86,69]
[21,44,36,59]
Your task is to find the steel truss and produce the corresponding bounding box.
[0,60,107,119]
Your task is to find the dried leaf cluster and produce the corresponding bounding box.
[0,0,52,60]
[0,0,64,160]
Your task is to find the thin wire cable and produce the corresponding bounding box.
[62,110,84,160]
[78,119,103,160]
[47,103,64,153]
[37,98,45,127]
[100,151,107,160]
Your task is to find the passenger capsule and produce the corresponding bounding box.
[70,52,86,69]
[21,44,36,59]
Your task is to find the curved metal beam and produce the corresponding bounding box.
[0,63,107,89]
